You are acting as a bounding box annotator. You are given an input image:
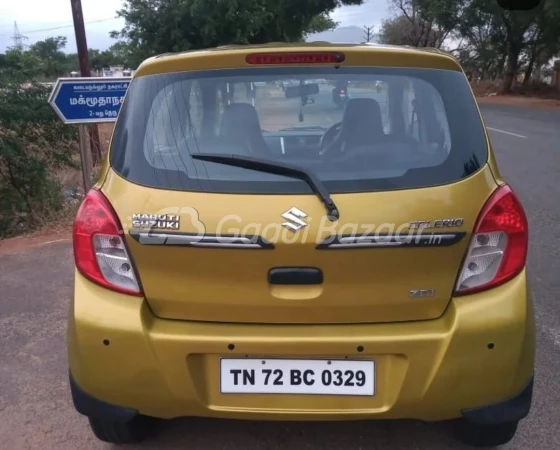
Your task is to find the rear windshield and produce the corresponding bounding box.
[110,66,487,194]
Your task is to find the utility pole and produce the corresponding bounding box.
[412,1,419,45]
[364,25,375,43]
[70,0,102,168]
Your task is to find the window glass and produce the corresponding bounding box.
[111,66,487,194]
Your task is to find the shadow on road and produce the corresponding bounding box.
[114,416,473,450]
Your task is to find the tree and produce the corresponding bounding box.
[0,70,77,237]
[483,1,540,93]
[89,48,119,71]
[521,0,560,85]
[1,48,45,79]
[382,0,463,48]
[456,2,507,81]
[306,14,338,36]
[65,53,80,73]
[384,0,560,92]
[107,42,136,68]
[458,0,560,93]
[380,14,449,47]
[111,0,364,67]
[28,36,69,79]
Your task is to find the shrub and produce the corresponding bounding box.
[0,73,78,238]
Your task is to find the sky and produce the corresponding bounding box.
[0,0,392,53]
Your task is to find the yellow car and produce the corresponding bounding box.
[68,43,534,447]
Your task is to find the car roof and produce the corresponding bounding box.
[134,42,463,78]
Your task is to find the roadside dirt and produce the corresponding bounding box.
[0,229,71,256]
[476,95,560,108]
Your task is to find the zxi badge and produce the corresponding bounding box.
[281,207,308,232]
[409,289,436,298]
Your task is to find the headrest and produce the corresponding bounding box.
[340,98,385,146]
[220,103,262,137]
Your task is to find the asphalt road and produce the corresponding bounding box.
[1,102,560,449]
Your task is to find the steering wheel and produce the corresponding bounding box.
[319,122,342,156]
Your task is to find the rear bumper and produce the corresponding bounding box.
[67,269,535,422]
[69,371,534,425]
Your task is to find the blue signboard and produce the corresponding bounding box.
[48,77,131,124]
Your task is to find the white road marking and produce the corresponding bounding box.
[486,127,527,139]
[39,239,71,246]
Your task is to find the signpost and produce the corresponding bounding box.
[48,77,130,124]
[48,77,131,192]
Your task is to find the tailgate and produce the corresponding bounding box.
[103,166,497,324]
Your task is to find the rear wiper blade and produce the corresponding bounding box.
[191,153,339,221]
[278,126,326,132]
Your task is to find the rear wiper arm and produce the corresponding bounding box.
[191,153,339,221]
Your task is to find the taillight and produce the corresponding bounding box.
[246,52,345,65]
[73,189,143,296]
[455,184,528,295]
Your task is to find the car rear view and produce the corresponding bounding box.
[67,44,535,447]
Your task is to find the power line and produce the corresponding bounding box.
[23,17,120,34]
[0,17,120,37]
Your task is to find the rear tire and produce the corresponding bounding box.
[88,416,148,445]
[455,419,519,447]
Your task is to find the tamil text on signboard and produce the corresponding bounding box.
[48,77,131,124]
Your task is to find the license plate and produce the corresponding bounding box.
[220,358,375,396]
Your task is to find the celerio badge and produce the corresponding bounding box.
[281,207,308,232]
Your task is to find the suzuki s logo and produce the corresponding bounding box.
[281,207,308,232]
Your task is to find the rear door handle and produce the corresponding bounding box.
[268,267,324,285]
